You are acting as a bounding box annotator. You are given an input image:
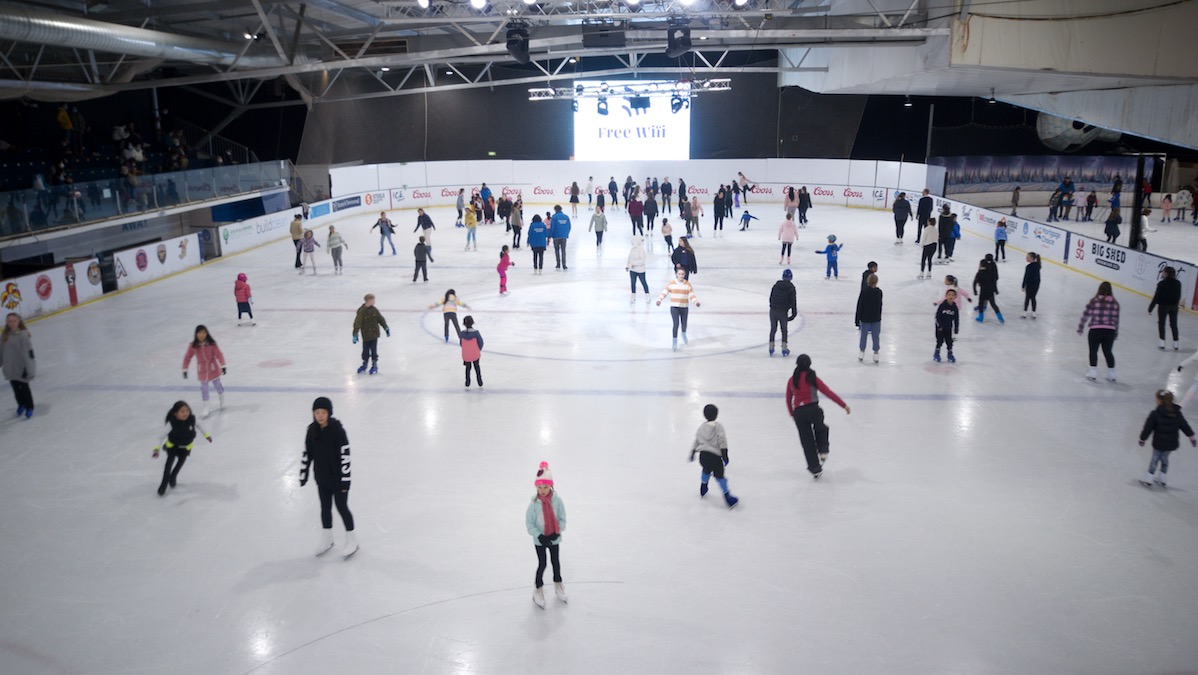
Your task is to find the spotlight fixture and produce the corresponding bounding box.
[469,0,485,8]
[506,25,530,65]
[903,95,912,108]
[568,57,577,64]
[243,31,253,40]
[597,97,608,116]
[670,94,689,114]
[524,0,536,4]
[380,66,391,72]
[572,100,579,112]
[627,0,640,4]
[988,87,996,104]
[417,0,429,7]
[678,0,696,5]
[734,0,748,5]
[665,24,692,58]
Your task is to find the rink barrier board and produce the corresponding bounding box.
[0,258,104,322]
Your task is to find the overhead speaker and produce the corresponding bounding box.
[506,27,530,64]
[666,26,692,59]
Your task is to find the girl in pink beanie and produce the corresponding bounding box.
[525,461,567,609]
[234,273,254,326]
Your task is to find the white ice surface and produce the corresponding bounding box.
[2,201,1198,675]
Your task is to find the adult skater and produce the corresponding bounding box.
[1010,186,1020,216]
[712,187,726,234]
[661,177,673,214]
[785,354,851,480]
[973,255,1003,323]
[527,214,548,273]
[510,199,524,249]
[783,187,798,222]
[690,404,738,508]
[671,236,697,280]
[1021,252,1041,319]
[372,211,397,256]
[937,211,954,262]
[549,205,572,270]
[916,189,934,241]
[1078,281,1120,382]
[182,325,226,417]
[460,316,484,387]
[656,267,701,351]
[301,396,358,559]
[455,188,465,226]
[768,269,797,357]
[589,206,608,249]
[352,293,390,374]
[326,226,348,274]
[1,313,35,418]
[414,208,436,251]
[855,273,883,363]
[479,183,492,219]
[626,235,650,305]
[644,191,659,233]
[569,181,581,217]
[290,212,304,267]
[497,194,512,230]
[1149,266,1182,351]
[892,192,912,244]
[526,462,567,608]
[152,401,211,496]
[679,196,693,236]
[1104,207,1122,244]
[1137,390,1196,487]
[778,213,798,265]
[737,172,754,203]
[797,186,812,226]
[628,193,644,237]
[607,177,619,209]
[585,177,593,209]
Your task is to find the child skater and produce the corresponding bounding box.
[689,404,739,508]
[460,316,484,388]
[738,210,758,231]
[464,205,478,251]
[1022,252,1041,319]
[413,236,434,283]
[994,218,1008,261]
[918,217,938,279]
[525,461,567,608]
[661,218,674,254]
[326,226,348,274]
[182,325,226,417]
[935,274,973,309]
[234,273,254,326]
[784,354,851,480]
[626,235,649,305]
[300,396,358,559]
[656,268,701,351]
[497,245,514,296]
[152,401,212,495]
[778,213,798,265]
[973,255,1003,323]
[1137,390,1196,487]
[934,289,960,363]
[352,293,390,375]
[298,229,320,274]
[430,289,470,343]
[815,235,842,280]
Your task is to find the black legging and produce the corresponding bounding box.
[979,291,1000,313]
[895,216,906,239]
[609,190,618,207]
[512,227,522,248]
[237,302,253,320]
[534,544,562,587]
[780,242,793,258]
[631,218,643,236]
[670,306,689,337]
[769,308,789,343]
[791,404,829,475]
[443,312,461,340]
[318,483,355,530]
[360,339,378,364]
[798,206,808,224]
[1087,328,1117,367]
[714,213,724,231]
[532,247,545,269]
[921,243,937,272]
[1158,305,1179,341]
[9,380,33,410]
[646,213,656,231]
[159,444,190,492]
[995,240,1006,260]
[1023,283,1039,311]
[629,271,648,293]
[464,360,482,386]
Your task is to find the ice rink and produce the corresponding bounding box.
[3,199,1198,674]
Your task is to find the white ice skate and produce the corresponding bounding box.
[201,403,210,418]
[872,351,879,363]
[1155,474,1167,487]
[554,582,568,604]
[533,587,546,609]
[1106,368,1117,382]
[858,351,864,362]
[315,529,335,557]
[1086,367,1098,381]
[1139,473,1156,487]
[341,531,359,559]
[218,393,225,410]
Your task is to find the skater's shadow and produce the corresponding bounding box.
[231,556,323,593]
[172,481,240,503]
[825,467,881,485]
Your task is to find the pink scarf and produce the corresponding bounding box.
[538,492,559,537]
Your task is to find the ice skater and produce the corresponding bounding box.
[994,218,1008,261]
[1,312,35,418]
[497,245,514,296]
[300,396,358,559]
[372,211,397,255]
[918,218,938,279]
[1149,266,1182,351]
[1078,281,1120,382]
[182,325,226,417]
[526,461,567,608]
[430,289,470,343]
[855,273,883,363]
[892,192,912,244]
[298,229,320,274]
[414,208,436,251]
[738,210,757,231]
[527,214,548,273]
[1137,389,1196,488]
[935,274,972,309]
[152,400,211,496]
[785,354,851,480]
[589,206,607,248]
[657,268,701,351]
[815,235,842,279]
[973,255,1003,323]
[768,269,797,357]
[626,235,650,305]
[464,205,478,251]
[778,213,798,265]
[934,289,960,363]
[661,219,674,254]
[352,293,390,375]
[671,236,697,280]
[413,236,434,282]
[460,316,484,388]
[690,404,738,508]
[326,226,348,274]
[1021,253,1041,319]
[234,273,254,326]
[1104,208,1122,243]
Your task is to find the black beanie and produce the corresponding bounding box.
[312,397,333,414]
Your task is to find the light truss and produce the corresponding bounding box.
[528,77,730,100]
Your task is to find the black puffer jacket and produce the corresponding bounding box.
[769,280,797,316]
[1149,277,1182,311]
[1140,405,1195,451]
[301,418,352,489]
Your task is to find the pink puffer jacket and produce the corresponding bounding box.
[183,342,226,382]
[234,279,252,303]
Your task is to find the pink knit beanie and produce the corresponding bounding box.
[535,461,554,487]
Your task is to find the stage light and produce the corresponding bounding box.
[903,95,912,108]
[597,97,608,115]
[380,66,390,72]
[666,26,692,58]
[678,0,695,5]
[470,0,485,8]
[734,0,748,5]
[506,26,530,65]
[417,0,429,7]
[572,100,579,112]
[670,94,688,114]
[627,0,640,4]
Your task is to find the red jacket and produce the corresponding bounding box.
[785,374,846,415]
[497,253,512,275]
[234,279,252,303]
[183,342,226,382]
[628,199,644,218]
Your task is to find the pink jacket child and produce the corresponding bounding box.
[497,246,515,295]
[778,215,799,264]
[182,325,227,414]
[234,273,254,325]
[935,275,973,309]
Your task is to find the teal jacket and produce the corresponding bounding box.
[525,492,567,544]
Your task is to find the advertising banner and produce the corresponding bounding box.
[114,233,202,291]
[929,155,1151,195]
[218,211,296,256]
[331,195,362,212]
[1067,235,1181,299]
[0,259,103,320]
